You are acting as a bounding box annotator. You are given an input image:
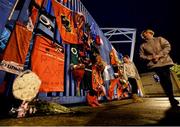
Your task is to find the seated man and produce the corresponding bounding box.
[123,55,143,103]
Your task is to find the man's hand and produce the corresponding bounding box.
[152,54,161,63]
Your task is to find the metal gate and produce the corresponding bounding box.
[101,28,136,61]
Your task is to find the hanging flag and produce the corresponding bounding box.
[70,44,79,65]
[31,35,64,92]
[108,78,121,100]
[86,90,100,107]
[92,65,104,90]
[0,22,32,75]
[110,48,120,66]
[73,11,85,44]
[63,0,68,4]
[35,0,44,7]
[30,7,39,25]
[36,11,55,41]
[95,35,102,46]
[52,0,85,44]
[30,0,44,25]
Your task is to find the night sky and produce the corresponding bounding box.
[81,0,180,72]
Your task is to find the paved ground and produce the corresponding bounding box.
[0,97,180,126]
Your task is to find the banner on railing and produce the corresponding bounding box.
[31,35,64,92]
[52,0,85,44]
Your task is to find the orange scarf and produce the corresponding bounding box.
[0,22,32,74]
[31,35,64,92]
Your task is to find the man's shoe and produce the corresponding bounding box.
[170,98,179,107]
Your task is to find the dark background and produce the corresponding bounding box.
[81,0,180,73]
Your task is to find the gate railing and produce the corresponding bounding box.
[38,0,113,104]
[101,28,136,61]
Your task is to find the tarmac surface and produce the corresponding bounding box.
[0,97,180,126]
